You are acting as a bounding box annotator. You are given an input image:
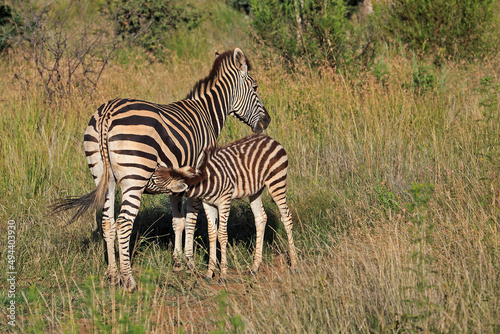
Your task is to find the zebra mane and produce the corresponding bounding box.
[185,49,253,100]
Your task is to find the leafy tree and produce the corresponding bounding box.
[384,0,496,60]
[251,0,349,66]
[114,0,202,61]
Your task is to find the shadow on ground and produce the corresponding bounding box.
[88,195,281,264]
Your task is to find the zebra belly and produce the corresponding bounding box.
[231,183,266,200]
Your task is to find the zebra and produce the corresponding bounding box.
[53,49,271,292]
[151,134,298,282]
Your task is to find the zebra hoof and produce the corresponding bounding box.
[121,276,137,292]
[248,270,258,277]
[108,274,120,286]
[217,277,227,285]
[107,268,120,286]
[203,271,214,280]
[172,262,183,273]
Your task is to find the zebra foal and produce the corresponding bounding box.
[152,134,298,281]
[53,49,270,292]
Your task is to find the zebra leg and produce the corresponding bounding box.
[102,174,119,285]
[202,202,218,279]
[216,199,231,283]
[170,195,185,272]
[269,187,298,270]
[249,193,268,275]
[185,197,201,273]
[115,185,145,292]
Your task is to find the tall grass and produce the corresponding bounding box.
[1,3,499,333]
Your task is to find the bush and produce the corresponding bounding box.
[250,0,375,70]
[114,0,202,61]
[0,3,22,52]
[228,0,252,14]
[251,0,347,66]
[13,2,120,100]
[383,0,496,60]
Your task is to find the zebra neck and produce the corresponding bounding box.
[192,85,233,138]
[183,181,206,199]
[183,162,214,199]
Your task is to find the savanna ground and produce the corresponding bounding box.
[1,0,499,333]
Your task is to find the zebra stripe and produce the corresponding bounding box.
[53,49,271,292]
[152,134,298,282]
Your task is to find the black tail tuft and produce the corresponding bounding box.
[51,188,99,225]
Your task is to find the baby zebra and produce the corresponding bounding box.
[152,134,298,281]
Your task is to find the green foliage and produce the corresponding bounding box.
[412,62,436,93]
[408,182,434,215]
[371,57,390,86]
[251,0,353,67]
[227,0,251,14]
[114,0,202,61]
[384,0,496,60]
[374,181,400,212]
[0,3,22,52]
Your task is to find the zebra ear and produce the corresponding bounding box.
[215,50,220,58]
[233,48,247,75]
[170,179,188,193]
[177,166,201,178]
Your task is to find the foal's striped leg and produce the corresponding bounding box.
[216,197,232,282]
[170,195,185,272]
[249,192,268,274]
[203,202,218,279]
[185,197,202,272]
[268,180,298,270]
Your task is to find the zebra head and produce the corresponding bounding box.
[229,48,271,133]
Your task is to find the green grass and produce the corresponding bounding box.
[1,1,500,333]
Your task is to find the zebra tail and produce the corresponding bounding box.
[51,168,110,224]
[52,125,111,224]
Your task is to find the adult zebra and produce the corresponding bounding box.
[55,49,270,292]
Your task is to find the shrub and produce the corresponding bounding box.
[0,3,22,52]
[114,0,202,61]
[13,2,120,100]
[383,0,497,60]
[227,0,252,14]
[251,0,347,66]
[250,0,376,70]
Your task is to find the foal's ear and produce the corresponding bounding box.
[176,166,201,178]
[155,166,171,179]
[170,179,188,193]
